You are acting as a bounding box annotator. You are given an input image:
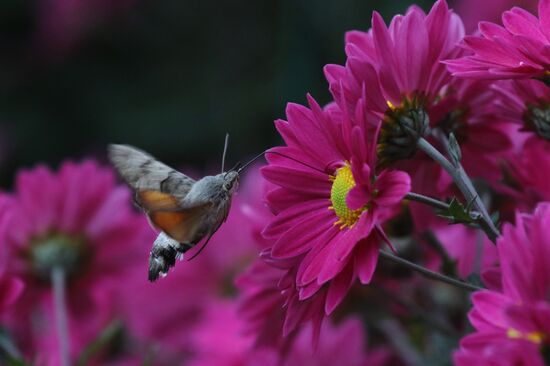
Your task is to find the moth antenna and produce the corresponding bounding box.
[236,152,265,173]
[237,150,326,175]
[265,151,326,174]
[221,133,230,173]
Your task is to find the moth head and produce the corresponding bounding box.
[223,170,239,193]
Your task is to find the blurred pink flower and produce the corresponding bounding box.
[454,203,550,364]
[0,160,153,363]
[454,0,537,34]
[433,224,497,278]
[190,297,389,366]
[497,138,550,213]
[283,317,390,366]
[446,0,550,80]
[236,254,327,350]
[493,78,550,141]
[432,79,514,182]
[187,300,277,366]
[454,336,543,366]
[262,95,410,319]
[0,274,24,312]
[36,0,136,57]
[0,199,24,313]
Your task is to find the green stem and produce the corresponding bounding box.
[379,250,483,292]
[52,267,71,366]
[416,137,499,243]
[405,192,450,211]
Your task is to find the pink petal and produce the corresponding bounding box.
[325,263,355,314]
[374,170,411,206]
[262,165,330,195]
[0,276,24,310]
[469,290,510,331]
[355,238,380,284]
[539,0,550,41]
[317,212,374,284]
[271,210,334,259]
[262,199,328,240]
[346,186,370,211]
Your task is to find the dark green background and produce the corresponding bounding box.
[0,0,436,185]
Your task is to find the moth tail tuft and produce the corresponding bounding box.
[148,246,176,282]
[148,232,193,282]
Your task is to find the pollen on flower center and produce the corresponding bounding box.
[506,328,546,344]
[329,164,365,229]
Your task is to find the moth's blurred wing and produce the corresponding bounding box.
[136,190,181,211]
[148,203,212,243]
[108,144,195,199]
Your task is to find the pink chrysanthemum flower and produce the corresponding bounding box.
[454,203,550,365]
[454,337,543,366]
[281,318,390,366]
[497,138,550,213]
[191,297,389,366]
[322,2,513,222]
[261,95,410,322]
[0,200,24,313]
[0,160,153,362]
[446,0,550,81]
[0,273,23,312]
[37,0,136,57]
[455,0,537,33]
[187,301,277,366]
[325,0,464,125]
[433,224,497,278]
[493,79,550,141]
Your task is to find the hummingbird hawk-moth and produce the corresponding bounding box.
[108,141,240,281]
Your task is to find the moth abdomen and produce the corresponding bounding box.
[148,233,194,282]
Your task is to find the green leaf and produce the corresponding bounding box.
[6,358,30,366]
[437,198,480,225]
[76,321,124,366]
[490,211,500,228]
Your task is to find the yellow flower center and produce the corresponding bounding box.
[507,328,546,344]
[329,164,366,229]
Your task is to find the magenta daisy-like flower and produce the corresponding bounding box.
[493,79,550,141]
[454,337,543,366]
[0,199,24,313]
[322,1,508,184]
[323,1,513,232]
[433,224,497,279]
[261,95,410,316]
[454,203,550,365]
[325,0,464,122]
[0,274,23,312]
[455,0,537,33]
[446,0,550,81]
[497,138,550,213]
[0,160,153,361]
[190,298,389,366]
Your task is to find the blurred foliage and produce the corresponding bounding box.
[0,0,435,187]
